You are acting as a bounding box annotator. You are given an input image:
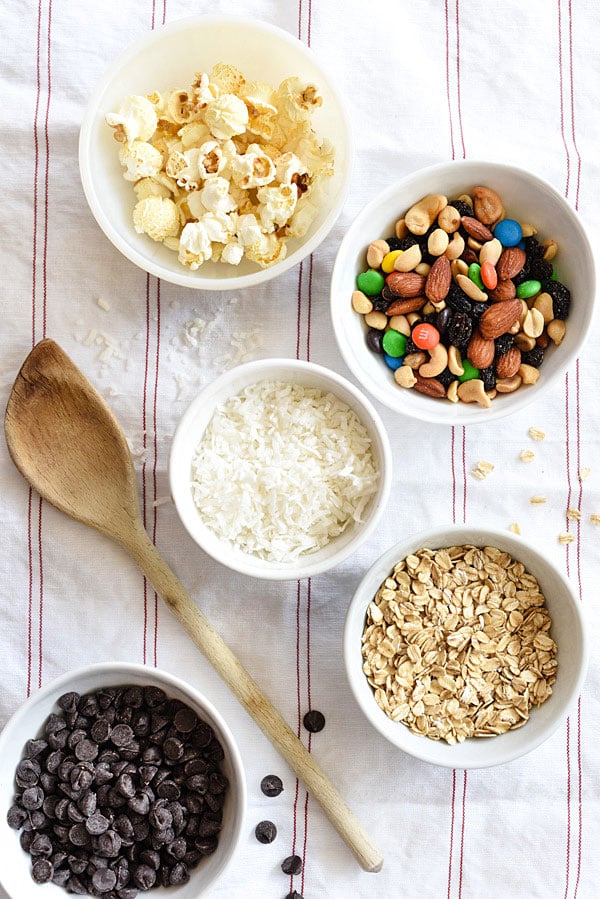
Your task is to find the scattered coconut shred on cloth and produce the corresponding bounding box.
[190,381,379,561]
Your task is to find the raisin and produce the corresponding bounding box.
[445,282,472,315]
[521,345,545,368]
[390,235,418,252]
[447,312,472,350]
[494,334,515,357]
[470,302,487,322]
[436,367,455,389]
[480,366,496,391]
[451,199,473,217]
[529,258,553,282]
[404,337,419,355]
[371,296,390,313]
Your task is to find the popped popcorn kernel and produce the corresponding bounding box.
[133,196,180,242]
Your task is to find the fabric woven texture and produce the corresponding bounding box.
[1,1,599,897]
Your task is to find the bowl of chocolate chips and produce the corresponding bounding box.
[0,663,246,898]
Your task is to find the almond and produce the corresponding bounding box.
[461,216,494,242]
[495,346,522,378]
[425,256,451,303]
[413,372,446,398]
[479,299,523,339]
[466,331,495,369]
[488,279,516,302]
[385,296,426,316]
[472,186,504,225]
[385,271,426,298]
[496,247,526,280]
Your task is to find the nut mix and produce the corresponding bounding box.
[352,186,571,407]
[6,685,230,893]
[361,545,557,745]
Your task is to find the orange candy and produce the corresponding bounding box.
[412,323,440,351]
[480,260,498,290]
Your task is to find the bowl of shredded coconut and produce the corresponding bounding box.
[169,359,392,579]
[79,16,352,289]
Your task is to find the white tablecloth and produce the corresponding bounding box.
[1,1,599,897]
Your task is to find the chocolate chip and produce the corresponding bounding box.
[16,758,41,788]
[7,804,28,829]
[57,692,80,713]
[303,709,326,733]
[285,892,304,899]
[75,738,99,762]
[22,786,44,810]
[92,867,117,892]
[110,724,134,748]
[68,823,90,847]
[30,833,53,856]
[133,862,156,889]
[86,810,110,835]
[173,707,198,733]
[281,854,303,875]
[260,774,284,797]
[26,738,48,758]
[255,820,277,844]
[170,862,190,884]
[31,857,54,883]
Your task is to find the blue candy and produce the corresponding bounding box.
[384,353,404,371]
[493,218,523,247]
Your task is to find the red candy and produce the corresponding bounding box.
[412,323,440,351]
[480,260,498,290]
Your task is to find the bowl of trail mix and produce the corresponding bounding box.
[331,161,595,423]
[79,16,351,289]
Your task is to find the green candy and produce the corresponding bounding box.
[458,360,480,383]
[357,269,385,296]
[468,262,484,291]
[382,329,407,358]
[516,279,542,299]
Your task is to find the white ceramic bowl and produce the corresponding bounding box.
[331,160,596,423]
[0,663,246,898]
[169,358,392,580]
[79,15,352,290]
[344,525,588,768]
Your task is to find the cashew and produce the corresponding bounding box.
[394,243,421,272]
[457,379,492,408]
[451,258,469,279]
[519,364,540,385]
[394,365,417,388]
[366,239,389,268]
[520,222,538,238]
[495,374,523,394]
[364,310,387,330]
[395,218,408,239]
[479,237,502,266]
[403,351,427,369]
[388,314,411,336]
[448,345,464,376]
[446,380,459,403]
[523,307,545,338]
[456,273,488,302]
[415,262,431,276]
[428,228,450,256]
[486,388,497,400]
[438,205,461,233]
[533,292,554,324]
[515,333,537,352]
[547,318,566,345]
[542,239,558,261]
[405,194,448,235]
[352,290,373,314]
[420,342,449,378]
[445,232,465,260]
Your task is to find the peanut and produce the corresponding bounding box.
[352,290,373,314]
[366,239,389,268]
[393,243,421,272]
[446,380,459,403]
[533,292,554,324]
[479,238,503,266]
[388,314,411,336]
[438,205,461,233]
[394,365,417,388]
[523,308,545,339]
[403,351,427,369]
[456,273,488,302]
[405,194,448,235]
[364,310,387,330]
[547,319,566,345]
[448,345,464,376]
[428,228,450,256]
[519,364,540,385]
[445,232,465,261]
[395,218,408,239]
[542,239,558,261]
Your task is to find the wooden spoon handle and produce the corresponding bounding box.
[122,525,383,873]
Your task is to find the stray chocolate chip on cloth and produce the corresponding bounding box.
[260,774,284,797]
[302,709,326,733]
[7,684,230,894]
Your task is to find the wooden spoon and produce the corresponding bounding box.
[4,338,384,873]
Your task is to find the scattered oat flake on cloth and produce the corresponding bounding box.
[558,533,574,544]
[530,495,547,504]
[528,427,546,441]
[471,460,494,479]
[590,514,600,526]
[509,523,522,535]
[579,467,591,481]
[520,449,535,462]
[566,508,581,521]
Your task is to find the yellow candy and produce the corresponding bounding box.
[381,250,403,273]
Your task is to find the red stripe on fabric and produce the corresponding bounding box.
[557,0,571,197]
[461,426,467,524]
[27,490,34,697]
[296,260,304,358]
[31,2,42,346]
[447,769,457,899]
[564,716,572,899]
[455,0,466,160]
[289,580,302,891]
[573,696,582,898]
[151,277,162,668]
[301,772,310,894]
[444,0,455,160]
[297,0,302,40]
[307,0,312,46]
[567,0,581,208]
[451,427,457,523]
[142,272,151,662]
[306,255,313,362]
[564,372,572,577]
[300,578,313,892]
[41,0,53,340]
[458,770,467,898]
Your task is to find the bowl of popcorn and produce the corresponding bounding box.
[169,358,392,580]
[330,160,595,423]
[0,662,246,898]
[79,15,351,290]
[343,525,588,768]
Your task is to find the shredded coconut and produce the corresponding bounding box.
[190,380,380,562]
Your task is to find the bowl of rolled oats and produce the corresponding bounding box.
[344,525,588,768]
[331,160,595,423]
[79,16,351,289]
